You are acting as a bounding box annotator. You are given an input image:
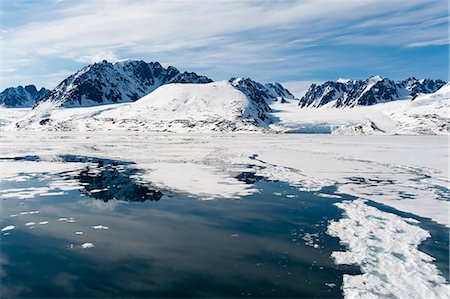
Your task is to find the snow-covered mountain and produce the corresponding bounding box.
[230,77,296,105]
[271,82,449,135]
[14,81,275,132]
[0,85,50,107]
[299,76,446,108]
[386,82,450,135]
[38,60,212,107]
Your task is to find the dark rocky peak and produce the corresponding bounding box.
[0,84,50,107]
[36,60,213,107]
[299,75,446,108]
[229,77,272,112]
[265,82,296,100]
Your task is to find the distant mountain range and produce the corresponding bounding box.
[0,85,50,107]
[1,60,296,110]
[1,61,445,111]
[299,76,446,108]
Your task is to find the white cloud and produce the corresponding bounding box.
[0,0,447,89]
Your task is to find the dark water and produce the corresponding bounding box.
[0,156,360,298]
[1,156,448,298]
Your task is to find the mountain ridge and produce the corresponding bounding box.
[37,60,213,107]
[299,76,446,108]
[0,85,50,107]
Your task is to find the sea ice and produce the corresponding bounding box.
[91,225,109,230]
[1,225,15,232]
[81,243,94,249]
[328,199,449,299]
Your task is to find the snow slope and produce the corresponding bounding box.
[13,81,272,132]
[271,83,449,135]
[387,83,450,135]
[4,80,449,135]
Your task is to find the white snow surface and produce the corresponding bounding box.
[3,81,449,135]
[328,199,449,299]
[11,81,270,132]
[270,83,449,135]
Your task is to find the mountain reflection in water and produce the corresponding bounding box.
[60,156,164,202]
[78,165,162,202]
[1,155,164,203]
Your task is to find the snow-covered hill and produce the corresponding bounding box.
[14,81,274,132]
[299,76,446,108]
[0,85,50,107]
[38,60,212,107]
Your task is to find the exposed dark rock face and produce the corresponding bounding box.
[229,77,297,113]
[37,60,213,107]
[299,76,446,108]
[0,85,50,107]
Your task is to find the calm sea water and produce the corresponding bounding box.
[0,156,447,298]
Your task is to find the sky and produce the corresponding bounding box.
[1,0,449,95]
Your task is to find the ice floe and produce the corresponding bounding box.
[81,243,94,249]
[19,211,40,215]
[302,232,320,249]
[317,193,341,199]
[327,199,449,299]
[91,225,109,230]
[58,217,76,223]
[1,225,15,232]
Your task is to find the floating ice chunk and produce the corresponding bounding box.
[89,188,109,194]
[92,225,109,230]
[19,210,40,215]
[328,198,449,299]
[302,232,320,248]
[81,243,94,249]
[38,221,49,225]
[3,232,10,236]
[75,231,83,235]
[1,225,15,232]
[286,194,296,198]
[25,222,35,226]
[10,214,17,217]
[230,234,240,238]
[58,217,76,223]
[39,192,64,196]
[325,283,336,288]
[317,193,341,199]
